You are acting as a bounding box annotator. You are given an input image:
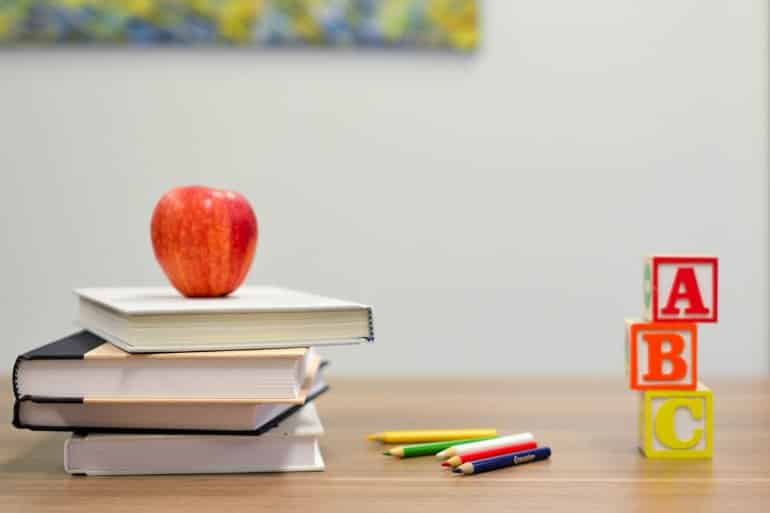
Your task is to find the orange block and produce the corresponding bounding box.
[626,320,697,391]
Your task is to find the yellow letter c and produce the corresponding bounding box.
[654,398,704,449]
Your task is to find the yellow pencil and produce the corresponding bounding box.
[366,429,497,444]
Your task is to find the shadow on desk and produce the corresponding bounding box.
[0,433,65,474]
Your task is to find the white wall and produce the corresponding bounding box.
[0,0,767,376]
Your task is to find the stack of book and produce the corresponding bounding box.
[12,286,374,475]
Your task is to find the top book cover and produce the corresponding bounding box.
[75,286,374,353]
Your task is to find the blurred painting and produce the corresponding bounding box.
[0,0,479,51]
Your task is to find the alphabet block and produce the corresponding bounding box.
[643,255,718,323]
[638,383,713,459]
[626,320,697,390]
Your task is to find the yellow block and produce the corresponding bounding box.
[639,382,713,459]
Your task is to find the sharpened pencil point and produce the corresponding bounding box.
[445,456,460,467]
[452,468,463,474]
[383,450,391,456]
[367,434,381,441]
[441,461,450,467]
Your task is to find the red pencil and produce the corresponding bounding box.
[441,440,538,467]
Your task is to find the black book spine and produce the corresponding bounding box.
[13,396,85,429]
[12,355,23,400]
[11,331,105,400]
[12,398,21,428]
[13,385,329,436]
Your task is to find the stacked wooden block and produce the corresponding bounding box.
[625,256,718,459]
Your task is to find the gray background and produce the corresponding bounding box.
[1,0,767,376]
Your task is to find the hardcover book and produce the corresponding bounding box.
[13,331,320,402]
[75,286,374,353]
[64,403,326,475]
[14,363,329,434]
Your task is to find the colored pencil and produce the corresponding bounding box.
[453,447,552,475]
[384,437,497,458]
[367,429,497,444]
[435,432,533,459]
[441,440,538,467]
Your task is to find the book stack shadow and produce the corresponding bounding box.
[12,286,374,475]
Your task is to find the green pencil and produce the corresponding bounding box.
[383,437,497,458]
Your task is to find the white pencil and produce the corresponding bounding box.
[435,432,534,460]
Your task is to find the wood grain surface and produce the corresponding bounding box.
[2,377,768,513]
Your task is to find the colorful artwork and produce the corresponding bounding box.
[0,0,479,50]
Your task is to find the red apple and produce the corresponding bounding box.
[151,185,258,297]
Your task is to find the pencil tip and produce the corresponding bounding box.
[382,451,391,456]
[452,468,463,474]
[367,434,380,441]
[440,462,449,467]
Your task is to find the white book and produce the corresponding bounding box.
[64,403,325,475]
[75,286,374,353]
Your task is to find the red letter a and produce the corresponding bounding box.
[661,267,710,316]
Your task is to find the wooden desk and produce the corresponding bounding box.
[1,378,768,513]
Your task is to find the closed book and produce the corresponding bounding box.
[13,363,329,434]
[13,331,320,403]
[75,286,374,353]
[64,403,326,475]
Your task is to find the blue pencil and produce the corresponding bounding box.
[452,447,551,475]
